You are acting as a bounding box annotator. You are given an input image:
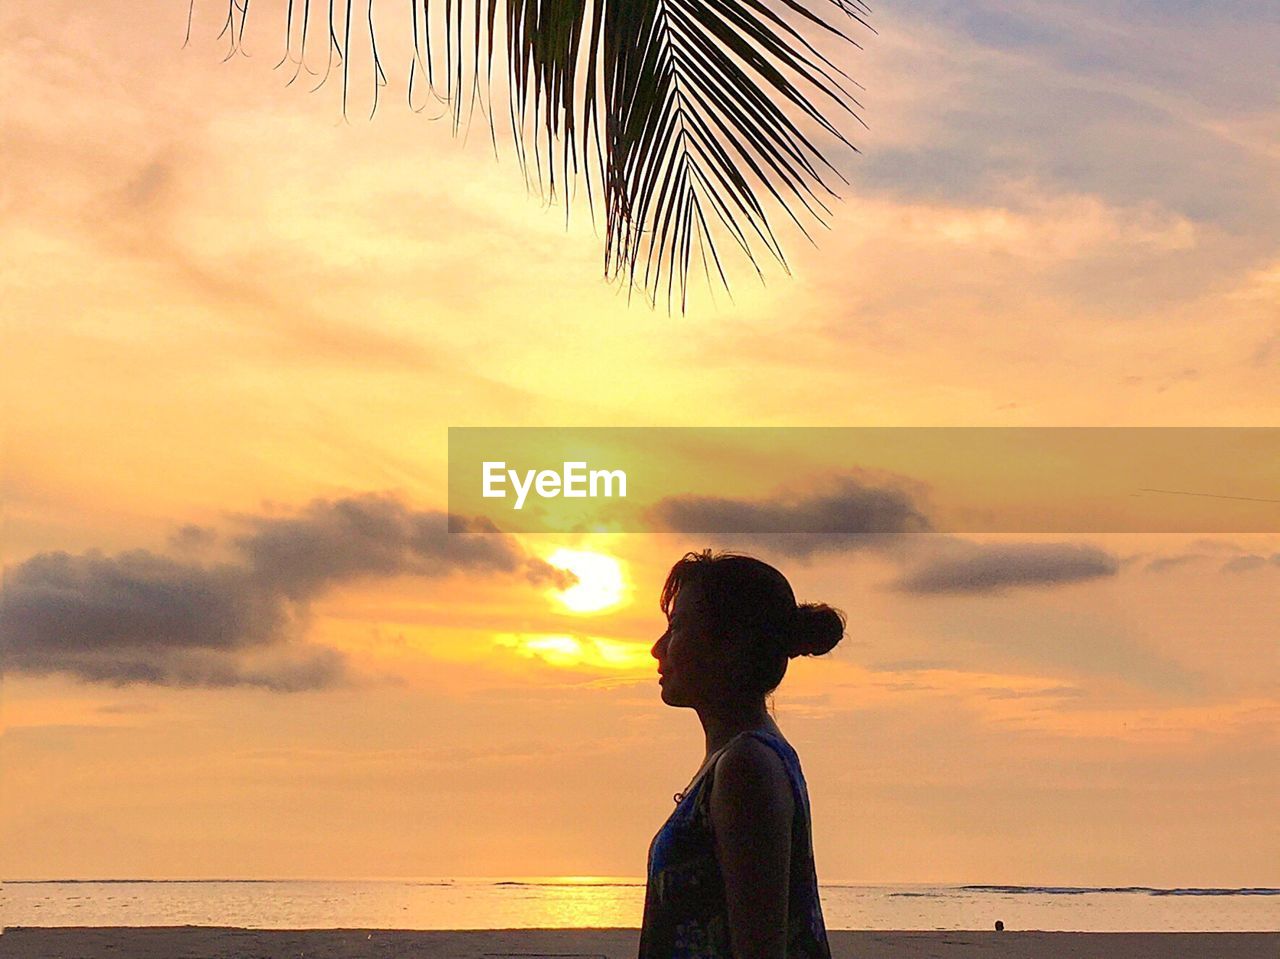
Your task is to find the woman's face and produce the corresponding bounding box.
[652,581,726,707]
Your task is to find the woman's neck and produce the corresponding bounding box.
[696,698,778,758]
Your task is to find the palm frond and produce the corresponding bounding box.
[198,0,871,309]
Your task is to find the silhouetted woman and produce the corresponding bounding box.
[640,550,845,959]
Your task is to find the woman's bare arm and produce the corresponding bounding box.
[710,738,795,959]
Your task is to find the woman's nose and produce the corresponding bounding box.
[651,629,669,660]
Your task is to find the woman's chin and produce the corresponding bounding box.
[659,684,691,707]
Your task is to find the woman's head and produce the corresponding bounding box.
[652,549,845,708]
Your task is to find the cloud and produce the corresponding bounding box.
[167,523,218,551]
[1,492,569,690]
[0,549,318,689]
[975,684,1084,700]
[3,27,547,412]
[867,658,961,672]
[231,493,572,601]
[1186,538,1249,553]
[855,1,1280,237]
[1219,554,1278,574]
[95,702,160,715]
[1122,367,1201,393]
[82,152,479,376]
[1150,549,1280,575]
[1140,539,1268,573]
[1144,554,1209,573]
[893,541,1119,594]
[645,474,932,558]
[644,475,1126,596]
[1253,331,1279,367]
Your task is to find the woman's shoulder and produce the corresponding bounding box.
[731,727,800,767]
[711,731,795,801]
[722,727,791,762]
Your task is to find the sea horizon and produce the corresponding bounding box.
[6,876,1279,891]
[4,877,1276,933]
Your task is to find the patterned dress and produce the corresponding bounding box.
[638,729,832,959]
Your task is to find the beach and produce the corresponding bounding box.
[2,927,1275,958]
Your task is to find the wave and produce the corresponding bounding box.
[7,878,646,888]
[489,881,644,888]
[5,878,275,884]
[9,879,1271,896]
[960,885,1280,897]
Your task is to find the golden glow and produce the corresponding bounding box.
[8,8,1280,888]
[494,633,652,671]
[545,548,629,614]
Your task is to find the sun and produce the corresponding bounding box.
[545,548,628,614]
[494,633,652,671]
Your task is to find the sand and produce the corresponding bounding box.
[0,927,1275,958]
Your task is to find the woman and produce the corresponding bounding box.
[640,550,846,959]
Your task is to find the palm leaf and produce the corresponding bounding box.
[196,0,871,309]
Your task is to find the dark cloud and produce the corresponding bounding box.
[232,493,572,601]
[0,548,316,689]
[644,476,1127,598]
[167,523,218,551]
[1141,539,1259,572]
[1144,554,1209,573]
[2,550,285,654]
[1,493,569,691]
[1219,554,1271,574]
[893,542,1119,594]
[1153,548,1280,575]
[645,475,932,558]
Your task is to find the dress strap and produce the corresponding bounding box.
[672,730,752,804]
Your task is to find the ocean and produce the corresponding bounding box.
[3,879,1276,932]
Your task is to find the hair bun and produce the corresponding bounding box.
[787,603,846,658]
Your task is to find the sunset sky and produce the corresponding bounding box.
[3,0,1278,886]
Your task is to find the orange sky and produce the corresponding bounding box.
[3,0,1278,885]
